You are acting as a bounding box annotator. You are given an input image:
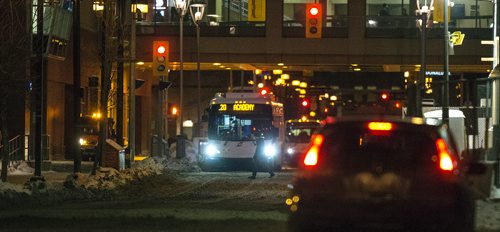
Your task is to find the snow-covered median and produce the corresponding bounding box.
[63,157,164,191]
[0,157,171,207]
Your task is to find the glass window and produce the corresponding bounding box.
[449,0,493,29]
[365,0,411,29]
[365,0,493,30]
[366,0,410,17]
[321,125,438,172]
[139,0,266,27]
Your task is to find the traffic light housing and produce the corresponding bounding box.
[306,4,322,39]
[153,41,169,76]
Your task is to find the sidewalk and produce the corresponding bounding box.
[26,160,95,173]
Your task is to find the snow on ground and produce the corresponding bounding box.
[163,138,202,172]
[0,156,177,207]
[7,161,34,175]
[63,157,165,191]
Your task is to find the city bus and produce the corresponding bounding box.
[199,90,285,171]
[284,119,322,166]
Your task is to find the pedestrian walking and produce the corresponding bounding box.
[249,136,275,179]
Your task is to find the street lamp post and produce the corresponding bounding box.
[416,1,434,117]
[443,0,450,125]
[175,0,191,158]
[190,3,205,137]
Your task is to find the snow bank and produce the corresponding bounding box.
[0,161,35,175]
[0,181,30,197]
[164,139,202,172]
[0,157,168,208]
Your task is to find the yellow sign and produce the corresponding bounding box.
[233,104,255,111]
[450,31,465,45]
[433,0,451,23]
[248,0,266,21]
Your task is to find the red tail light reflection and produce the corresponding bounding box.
[303,135,324,166]
[435,138,456,171]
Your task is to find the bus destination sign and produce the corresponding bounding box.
[219,103,255,112]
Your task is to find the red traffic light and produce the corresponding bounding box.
[381,93,389,100]
[153,41,169,76]
[157,45,166,54]
[260,88,268,95]
[306,4,322,38]
[301,99,309,107]
[309,7,319,16]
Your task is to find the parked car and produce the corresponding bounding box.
[287,116,485,232]
[79,116,99,161]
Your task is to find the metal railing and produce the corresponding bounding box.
[0,135,24,169]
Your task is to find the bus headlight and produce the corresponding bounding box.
[79,138,87,146]
[287,148,294,155]
[264,144,277,157]
[205,144,220,157]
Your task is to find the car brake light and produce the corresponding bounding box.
[435,138,456,171]
[303,135,324,166]
[368,122,393,131]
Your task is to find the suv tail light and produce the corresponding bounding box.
[303,134,324,166]
[435,138,456,171]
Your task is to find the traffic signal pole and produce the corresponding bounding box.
[417,11,427,118]
[116,0,125,146]
[152,41,169,156]
[129,2,136,164]
[31,0,46,181]
[442,0,450,126]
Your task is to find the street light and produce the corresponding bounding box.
[175,0,191,158]
[190,3,205,138]
[415,0,434,117]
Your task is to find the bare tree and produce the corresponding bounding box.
[0,0,30,182]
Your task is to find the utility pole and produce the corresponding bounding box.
[73,0,82,173]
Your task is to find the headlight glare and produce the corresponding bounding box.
[264,144,277,157]
[287,148,294,154]
[79,138,87,145]
[205,144,219,157]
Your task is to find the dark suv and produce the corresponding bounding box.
[287,116,484,232]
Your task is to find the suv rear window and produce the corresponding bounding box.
[321,124,438,173]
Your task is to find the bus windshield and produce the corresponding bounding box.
[208,104,274,141]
